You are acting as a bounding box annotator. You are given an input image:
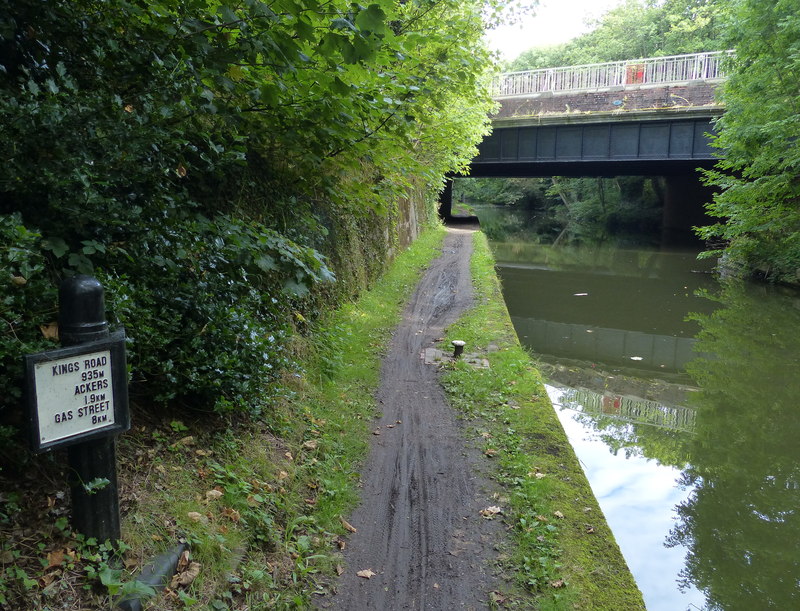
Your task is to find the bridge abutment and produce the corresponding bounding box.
[661,174,714,247]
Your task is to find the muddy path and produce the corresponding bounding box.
[319,227,504,610]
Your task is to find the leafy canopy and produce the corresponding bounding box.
[0,0,508,414]
[698,0,800,282]
[509,0,726,70]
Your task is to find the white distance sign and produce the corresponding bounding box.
[33,349,116,445]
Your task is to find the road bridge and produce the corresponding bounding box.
[443,51,731,243]
[474,51,729,177]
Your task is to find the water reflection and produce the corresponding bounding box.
[671,281,800,610]
[489,239,800,609]
[495,242,717,372]
[548,384,704,611]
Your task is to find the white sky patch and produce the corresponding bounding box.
[486,0,627,62]
[546,384,706,611]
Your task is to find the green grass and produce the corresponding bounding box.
[440,232,645,610]
[117,225,450,609]
[2,224,641,609]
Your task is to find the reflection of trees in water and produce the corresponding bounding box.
[667,280,800,610]
[461,176,664,247]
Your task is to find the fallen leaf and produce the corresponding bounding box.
[302,440,318,450]
[170,436,195,449]
[187,512,203,522]
[340,516,357,533]
[336,564,344,576]
[45,550,64,569]
[40,572,58,587]
[550,579,565,588]
[170,561,201,588]
[222,507,240,522]
[176,550,190,573]
[195,449,212,457]
[278,470,289,480]
[553,511,565,519]
[11,275,27,286]
[585,525,595,534]
[284,451,294,461]
[357,569,376,579]
[336,539,346,550]
[372,428,381,436]
[433,583,439,589]
[205,489,223,502]
[535,515,549,523]
[479,506,503,519]
[39,322,59,340]
[484,448,498,457]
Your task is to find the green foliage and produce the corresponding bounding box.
[464,176,664,247]
[0,213,57,416]
[510,0,726,70]
[698,0,800,283]
[0,0,499,417]
[673,279,800,608]
[454,177,545,207]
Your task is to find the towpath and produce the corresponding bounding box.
[319,226,503,609]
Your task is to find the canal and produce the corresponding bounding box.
[475,205,800,610]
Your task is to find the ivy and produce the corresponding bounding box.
[0,0,504,418]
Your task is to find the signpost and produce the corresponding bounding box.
[25,275,130,542]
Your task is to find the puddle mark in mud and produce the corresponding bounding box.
[320,228,504,610]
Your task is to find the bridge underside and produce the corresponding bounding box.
[469,115,719,178]
[467,158,716,177]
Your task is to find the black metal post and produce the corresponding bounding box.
[60,275,121,542]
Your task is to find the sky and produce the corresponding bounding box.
[485,0,627,62]
[547,385,706,611]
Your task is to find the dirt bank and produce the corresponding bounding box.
[319,227,504,609]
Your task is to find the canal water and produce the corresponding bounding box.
[477,210,800,610]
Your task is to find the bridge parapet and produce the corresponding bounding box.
[496,51,732,98]
[493,51,730,121]
[494,83,723,121]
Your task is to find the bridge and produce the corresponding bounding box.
[443,51,732,242]
[473,51,730,177]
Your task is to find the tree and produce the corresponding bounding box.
[698,0,800,283]
[0,0,504,416]
[509,0,726,71]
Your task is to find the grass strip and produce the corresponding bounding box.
[440,231,645,610]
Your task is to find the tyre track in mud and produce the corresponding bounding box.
[320,227,503,610]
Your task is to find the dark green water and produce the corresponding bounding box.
[484,234,800,610]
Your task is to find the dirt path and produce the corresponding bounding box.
[319,227,503,610]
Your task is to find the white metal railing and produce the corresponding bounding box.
[495,50,734,98]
